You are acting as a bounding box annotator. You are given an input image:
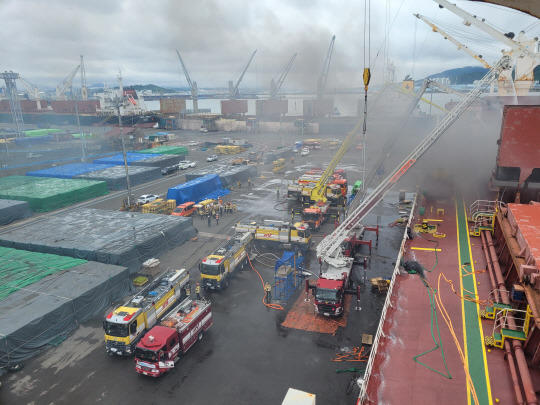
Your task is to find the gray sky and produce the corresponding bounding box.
[2,0,539,92]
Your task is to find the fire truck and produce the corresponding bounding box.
[301,202,332,230]
[134,299,212,377]
[103,269,190,356]
[199,232,253,290]
[312,260,353,317]
[234,220,312,251]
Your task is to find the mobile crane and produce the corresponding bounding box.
[313,56,510,316]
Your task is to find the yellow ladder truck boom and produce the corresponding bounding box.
[103,268,190,356]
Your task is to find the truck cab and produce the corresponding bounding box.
[171,202,196,217]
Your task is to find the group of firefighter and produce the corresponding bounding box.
[198,197,237,225]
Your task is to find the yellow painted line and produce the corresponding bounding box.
[424,218,443,222]
[410,247,442,251]
[463,199,493,404]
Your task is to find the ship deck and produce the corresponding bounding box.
[363,178,540,404]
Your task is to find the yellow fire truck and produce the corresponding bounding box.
[103,269,190,356]
[234,220,312,251]
[199,232,254,290]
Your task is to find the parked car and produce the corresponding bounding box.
[199,127,208,133]
[300,148,310,156]
[206,155,218,162]
[137,194,159,204]
[188,141,199,146]
[161,165,179,175]
[171,202,197,217]
[178,161,197,170]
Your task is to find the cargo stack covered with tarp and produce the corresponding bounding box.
[0,208,198,273]
[167,174,229,205]
[26,163,115,179]
[0,200,32,225]
[264,148,292,164]
[75,166,161,190]
[93,153,162,166]
[136,145,188,155]
[186,165,257,188]
[0,176,108,212]
[0,246,131,367]
[125,153,182,169]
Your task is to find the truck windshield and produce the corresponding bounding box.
[134,348,158,362]
[104,321,129,338]
[316,288,339,302]
[200,263,222,276]
[297,229,311,239]
[173,207,184,213]
[302,213,319,222]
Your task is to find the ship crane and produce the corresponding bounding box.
[176,49,198,113]
[316,55,510,268]
[317,35,336,98]
[56,65,80,100]
[270,53,297,99]
[80,55,88,100]
[228,50,257,99]
[434,0,540,96]
[17,76,41,100]
[414,13,492,69]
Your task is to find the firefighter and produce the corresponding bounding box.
[248,177,251,189]
[219,203,223,216]
[207,213,212,227]
[186,284,191,297]
[195,283,201,300]
[264,282,272,304]
[276,187,280,199]
[215,212,219,225]
[291,156,294,164]
[237,180,241,188]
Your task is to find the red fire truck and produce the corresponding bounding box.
[134,299,212,377]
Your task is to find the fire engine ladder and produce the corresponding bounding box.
[317,56,510,267]
[468,199,497,236]
[309,123,359,203]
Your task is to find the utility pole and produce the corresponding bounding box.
[117,103,133,206]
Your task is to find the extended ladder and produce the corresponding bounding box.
[317,56,511,267]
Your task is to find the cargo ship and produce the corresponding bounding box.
[358,104,540,404]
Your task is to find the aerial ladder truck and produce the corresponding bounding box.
[176,49,199,114]
[311,55,510,317]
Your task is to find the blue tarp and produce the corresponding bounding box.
[93,153,160,166]
[274,251,305,272]
[167,174,224,205]
[200,189,230,202]
[26,163,114,179]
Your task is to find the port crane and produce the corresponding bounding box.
[80,55,88,100]
[270,53,297,99]
[316,55,510,268]
[1,71,25,136]
[317,35,336,98]
[56,65,80,100]
[176,49,198,113]
[17,76,41,100]
[228,50,257,99]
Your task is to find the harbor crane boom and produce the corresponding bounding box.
[80,55,88,100]
[270,53,297,99]
[18,76,40,100]
[317,35,336,98]
[316,55,510,267]
[56,65,80,100]
[229,50,257,99]
[176,49,198,113]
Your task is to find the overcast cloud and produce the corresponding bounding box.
[2,0,539,92]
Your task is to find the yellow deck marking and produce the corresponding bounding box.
[410,247,442,251]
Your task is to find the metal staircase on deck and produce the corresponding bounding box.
[484,305,532,349]
[468,200,497,236]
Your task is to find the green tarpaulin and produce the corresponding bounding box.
[136,146,188,155]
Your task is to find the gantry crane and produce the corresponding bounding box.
[56,65,80,100]
[228,50,257,99]
[176,49,198,113]
[80,55,88,100]
[316,55,510,268]
[270,53,297,99]
[18,76,40,100]
[317,35,336,98]
[1,71,25,137]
